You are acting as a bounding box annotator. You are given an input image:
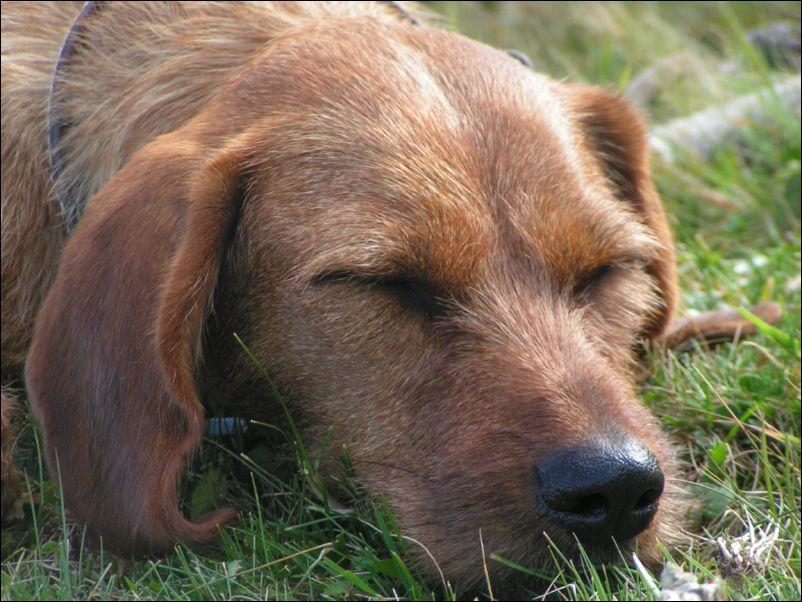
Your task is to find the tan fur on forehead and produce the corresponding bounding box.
[226,25,661,293]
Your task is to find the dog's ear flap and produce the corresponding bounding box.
[26,132,249,555]
[566,84,678,338]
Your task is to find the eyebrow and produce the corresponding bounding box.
[510,189,662,281]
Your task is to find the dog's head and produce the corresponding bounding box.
[27,16,680,587]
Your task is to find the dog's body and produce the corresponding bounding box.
[2,1,683,587]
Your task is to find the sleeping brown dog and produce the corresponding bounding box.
[2,0,694,588]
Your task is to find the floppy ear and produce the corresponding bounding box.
[26,130,248,555]
[567,84,678,338]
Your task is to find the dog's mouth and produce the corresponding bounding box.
[428,525,653,597]
[536,524,644,563]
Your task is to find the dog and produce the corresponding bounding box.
[1,0,688,588]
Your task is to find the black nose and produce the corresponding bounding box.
[533,440,664,544]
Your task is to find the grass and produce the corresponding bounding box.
[2,1,800,599]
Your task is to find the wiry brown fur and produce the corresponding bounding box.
[2,1,683,589]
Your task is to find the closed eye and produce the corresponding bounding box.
[572,260,648,300]
[311,271,448,319]
[573,264,615,299]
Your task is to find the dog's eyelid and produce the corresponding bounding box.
[574,263,614,293]
[611,256,649,271]
[309,269,361,286]
[573,258,645,297]
[309,269,429,287]
[309,270,449,318]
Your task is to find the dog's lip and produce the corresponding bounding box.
[535,523,639,562]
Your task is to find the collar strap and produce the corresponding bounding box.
[383,1,419,25]
[47,0,103,233]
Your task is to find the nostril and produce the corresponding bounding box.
[546,495,607,517]
[565,494,607,517]
[634,488,660,512]
[539,485,612,528]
